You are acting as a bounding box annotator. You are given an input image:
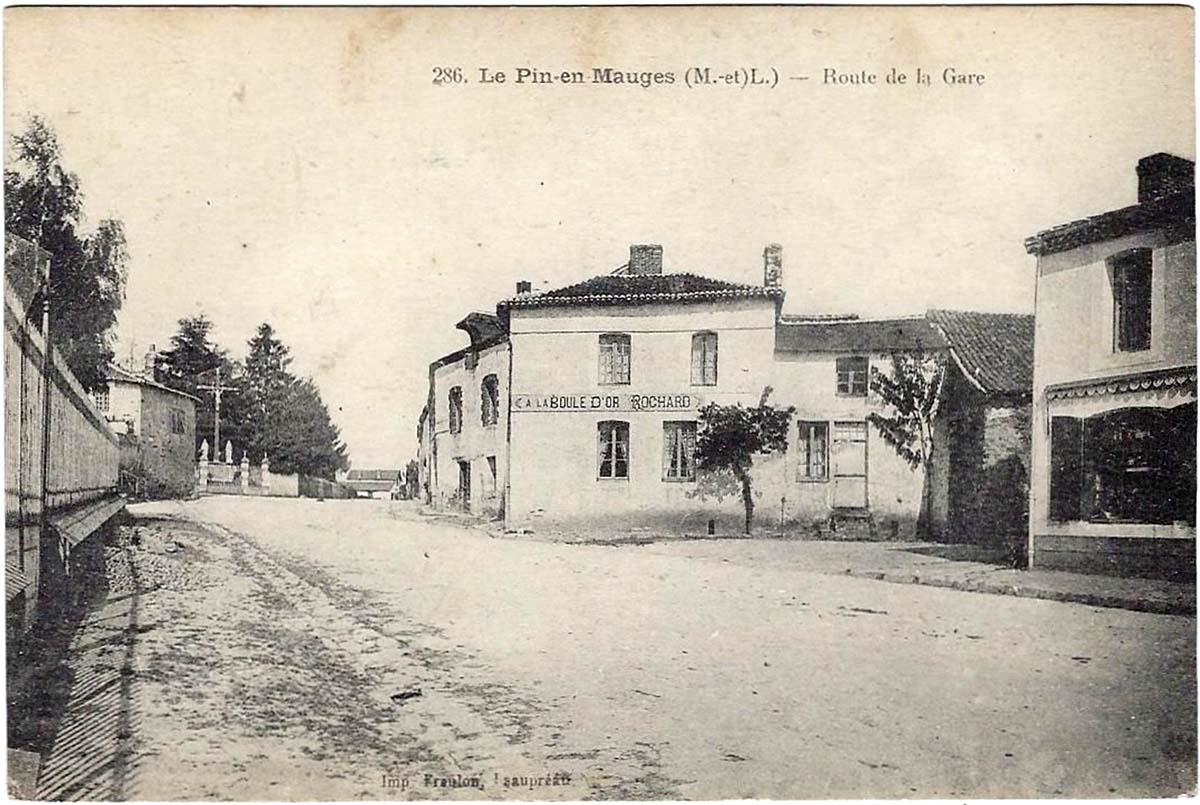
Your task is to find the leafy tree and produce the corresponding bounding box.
[694,387,794,535]
[405,459,419,499]
[867,349,946,537]
[5,116,127,389]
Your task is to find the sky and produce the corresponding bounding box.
[4,6,1194,468]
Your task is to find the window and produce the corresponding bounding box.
[662,421,697,481]
[1111,249,1152,353]
[1050,404,1195,525]
[691,332,718,386]
[836,356,869,396]
[91,386,110,412]
[599,334,631,385]
[481,374,500,426]
[797,421,829,481]
[169,408,186,435]
[597,421,630,479]
[448,387,463,434]
[486,456,498,495]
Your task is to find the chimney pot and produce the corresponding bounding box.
[763,243,783,288]
[628,244,663,276]
[516,280,532,294]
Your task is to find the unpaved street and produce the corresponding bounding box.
[30,496,1196,800]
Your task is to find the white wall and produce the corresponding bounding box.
[506,299,777,532]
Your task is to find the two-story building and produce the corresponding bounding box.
[419,243,1034,543]
[1025,153,1196,579]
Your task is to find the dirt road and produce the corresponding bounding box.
[26,496,1196,799]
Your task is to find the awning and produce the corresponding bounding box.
[49,495,125,549]
[6,560,30,601]
[1045,365,1197,401]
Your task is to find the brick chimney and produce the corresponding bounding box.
[1137,153,1194,203]
[628,244,663,275]
[516,280,532,294]
[763,243,783,288]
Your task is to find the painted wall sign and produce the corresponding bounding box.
[512,393,699,413]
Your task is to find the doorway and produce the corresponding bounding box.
[832,420,868,509]
[457,460,471,511]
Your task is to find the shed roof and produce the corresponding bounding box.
[926,309,1034,395]
[775,316,945,353]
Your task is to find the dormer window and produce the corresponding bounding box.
[1110,249,1152,353]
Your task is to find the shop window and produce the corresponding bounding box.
[598,420,630,479]
[481,374,500,426]
[1110,249,1152,353]
[662,421,697,481]
[691,332,718,386]
[797,421,828,481]
[1049,403,1195,525]
[448,387,463,434]
[599,334,631,385]
[836,356,869,396]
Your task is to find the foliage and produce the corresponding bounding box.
[405,459,420,498]
[5,116,127,390]
[693,387,794,534]
[156,314,239,455]
[237,322,348,479]
[867,349,946,535]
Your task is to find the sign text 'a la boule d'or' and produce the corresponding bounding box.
[512,393,698,413]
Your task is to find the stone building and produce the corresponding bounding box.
[1025,152,1196,579]
[418,243,1033,541]
[95,361,199,499]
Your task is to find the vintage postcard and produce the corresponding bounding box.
[3,5,1195,801]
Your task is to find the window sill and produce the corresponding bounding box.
[795,477,829,484]
[662,477,696,483]
[597,476,630,482]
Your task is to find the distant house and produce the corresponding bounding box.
[1025,152,1196,579]
[342,469,402,499]
[95,361,198,499]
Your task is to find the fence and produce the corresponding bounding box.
[4,235,120,636]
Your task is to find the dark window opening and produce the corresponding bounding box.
[1050,403,1195,525]
[481,374,500,426]
[1111,249,1152,353]
[448,387,463,434]
[598,420,630,479]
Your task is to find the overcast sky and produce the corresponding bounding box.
[5,7,1193,468]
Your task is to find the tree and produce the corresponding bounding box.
[5,116,127,389]
[237,322,348,479]
[405,459,419,499]
[867,349,947,537]
[156,314,238,455]
[694,387,794,535]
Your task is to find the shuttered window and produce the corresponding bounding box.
[690,332,718,386]
[797,421,828,480]
[599,334,631,385]
[1049,416,1083,521]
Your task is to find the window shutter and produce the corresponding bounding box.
[1049,416,1084,521]
[691,337,703,385]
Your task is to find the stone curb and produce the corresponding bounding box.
[843,569,1196,617]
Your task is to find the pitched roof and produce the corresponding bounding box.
[1024,193,1194,256]
[775,316,945,353]
[926,309,1034,395]
[105,363,201,403]
[499,273,783,310]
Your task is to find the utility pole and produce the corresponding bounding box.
[197,365,237,458]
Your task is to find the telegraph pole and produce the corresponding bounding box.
[197,366,237,457]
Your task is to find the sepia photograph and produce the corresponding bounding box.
[2,5,1196,800]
